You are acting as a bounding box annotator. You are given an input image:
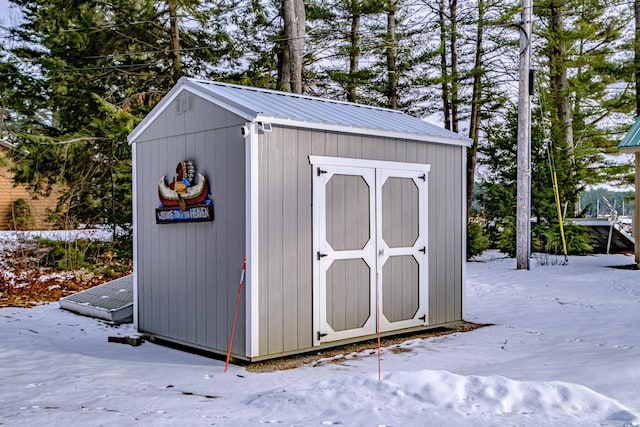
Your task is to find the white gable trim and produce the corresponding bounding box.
[127,79,255,144]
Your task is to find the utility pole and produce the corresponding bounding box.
[516,0,532,270]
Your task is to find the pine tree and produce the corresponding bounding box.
[535,0,631,210]
[5,0,238,229]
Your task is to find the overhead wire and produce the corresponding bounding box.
[0,0,635,83]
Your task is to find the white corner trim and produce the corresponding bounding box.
[132,142,139,330]
[245,121,260,358]
[461,147,467,319]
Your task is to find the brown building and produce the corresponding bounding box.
[0,141,58,230]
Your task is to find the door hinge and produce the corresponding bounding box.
[317,251,328,260]
[317,331,328,341]
[419,246,426,254]
[418,174,426,181]
[419,314,426,323]
[317,168,327,176]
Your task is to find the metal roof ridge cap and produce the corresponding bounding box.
[0,139,16,150]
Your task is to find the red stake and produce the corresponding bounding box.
[377,272,381,382]
[225,256,246,373]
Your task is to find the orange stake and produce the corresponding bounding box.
[225,256,246,373]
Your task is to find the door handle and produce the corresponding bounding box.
[317,251,328,260]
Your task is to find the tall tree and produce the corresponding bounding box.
[437,0,452,129]
[314,0,381,103]
[536,0,630,210]
[466,0,486,219]
[385,0,399,109]
[279,0,306,93]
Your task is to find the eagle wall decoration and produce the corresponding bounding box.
[155,160,214,224]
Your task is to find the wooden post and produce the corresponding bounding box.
[516,0,532,270]
[635,153,640,266]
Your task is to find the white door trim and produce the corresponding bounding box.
[310,155,431,174]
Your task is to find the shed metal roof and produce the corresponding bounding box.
[0,139,16,151]
[59,275,133,324]
[129,77,471,147]
[619,117,640,153]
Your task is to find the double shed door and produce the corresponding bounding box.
[311,156,430,345]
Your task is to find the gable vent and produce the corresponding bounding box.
[175,94,194,115]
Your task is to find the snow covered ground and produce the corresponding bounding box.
[1,252,639,426]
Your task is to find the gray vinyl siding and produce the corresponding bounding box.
[257,126,463,357]
[134,94,247,356]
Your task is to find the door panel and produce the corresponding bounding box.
[312,158,429,345]
[382,255,419,323]
[326,174,371,251]
[382,177,419,248]
[326,258,371,332]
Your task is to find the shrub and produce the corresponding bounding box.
[497,217,516,257]
[35,237,132,275]
[542,222,592,255]
[467,221,490,258]
[8,198,35,231]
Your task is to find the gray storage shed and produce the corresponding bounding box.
[129,77,471,362]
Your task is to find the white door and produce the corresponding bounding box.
[376,168,428,332]
[313,164,377,343]
[311,156,429,345]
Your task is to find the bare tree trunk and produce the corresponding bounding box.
[386,0,398,109]
[438,0,451,130]
[467,0,485,220]
[449,0,459,133]
[277,50,291,92]
[347,9,361,102]
[280,0,305,93]
[167,0,181,83]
